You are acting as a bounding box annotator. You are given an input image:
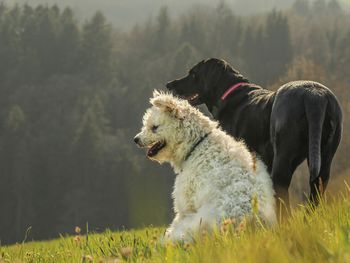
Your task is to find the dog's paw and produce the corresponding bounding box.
[160,228,194,245]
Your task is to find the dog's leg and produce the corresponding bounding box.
[270,108,307,218]
[164,214,189,242]
[164,213,199,243]
[270,129,300,217]
[270,128,294,218]
[164,204,220,243]
[271,161,292,218]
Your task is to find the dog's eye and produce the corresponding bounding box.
[151,125,159,133]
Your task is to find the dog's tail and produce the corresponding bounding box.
[304,96,327,183]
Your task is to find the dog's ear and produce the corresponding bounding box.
[151,91,185,119]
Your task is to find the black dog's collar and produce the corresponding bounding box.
[212,82,248,119]
[184,132,211,161]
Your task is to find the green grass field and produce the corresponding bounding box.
[1,187,350,263]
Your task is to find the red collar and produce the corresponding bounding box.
[221,82,247,101]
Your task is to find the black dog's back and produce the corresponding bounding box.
[270,80,342,203]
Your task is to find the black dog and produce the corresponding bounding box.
[166,58,342,207]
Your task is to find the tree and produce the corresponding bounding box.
[80,11,114,86]
[241,25,265,82]
[56,7,80,74]
[263,10,293,84]
[180,15,205,51]
[171,42,199,77]
[34,5,60,77]
[334,30,350,82]
[154,6,171,52]
[328,0,342,15]
[212,2,243,58]
[1,105,29,241]
[0,5,21,86]
[292,0,310,16]
[313,0,327,15]
[67,94,110,224]
[278,56,328,85]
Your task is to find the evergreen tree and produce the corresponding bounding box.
[335,30,350,82]
[34,6,60,77]
[212,2,243,58]
[171,42,199,76]
[0,5,21,86]
[328,0,342,14]
[241,25,265,81]
[292,0,310,16]
[80,11,114,86]
[1,105,29,241]
[69,94,110,224]
[263,10,293,84]
[57,7,80,74]
[180,15,205,51]
[313,0,327,15]
[154,6,171,52]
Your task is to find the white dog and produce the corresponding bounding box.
[134,91,276,242]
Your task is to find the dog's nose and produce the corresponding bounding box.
[134,136,140,144]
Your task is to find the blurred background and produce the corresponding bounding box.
[0,0,349,245]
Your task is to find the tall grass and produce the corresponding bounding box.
[1,187,350,262]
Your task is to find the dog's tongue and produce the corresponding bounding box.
[147,141,165,157]
[147,146,157,157]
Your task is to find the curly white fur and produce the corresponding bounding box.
[135,91,276,242]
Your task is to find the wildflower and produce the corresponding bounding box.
[75,226,81,234]
[221,218,235,234]
[120,247,133,258]
[184,243,191,251]
[150,235,158,246]
[236,218,247,234]
[222,218,234,226]
[82,254,93,262]
[221,224,228,234]
[73,235,81,242]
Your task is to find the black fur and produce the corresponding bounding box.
[166,58,342,206]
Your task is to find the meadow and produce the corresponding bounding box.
[1,186,350,263]
[1,1,350,245]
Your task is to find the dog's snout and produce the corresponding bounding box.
[166,80,177,90]
[134,136,140,145]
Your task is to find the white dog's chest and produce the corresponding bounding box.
[173,172,199,214]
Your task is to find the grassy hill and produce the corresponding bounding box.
[1,188,350,262]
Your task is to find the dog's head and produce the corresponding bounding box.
[166,58,248,108]
[134,91,194,164]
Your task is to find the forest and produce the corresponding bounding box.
[0,0,349,244]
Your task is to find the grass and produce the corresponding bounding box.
[1,188,350,263]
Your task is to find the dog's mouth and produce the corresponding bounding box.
[180,93,200,105]
[147,141,166,157]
